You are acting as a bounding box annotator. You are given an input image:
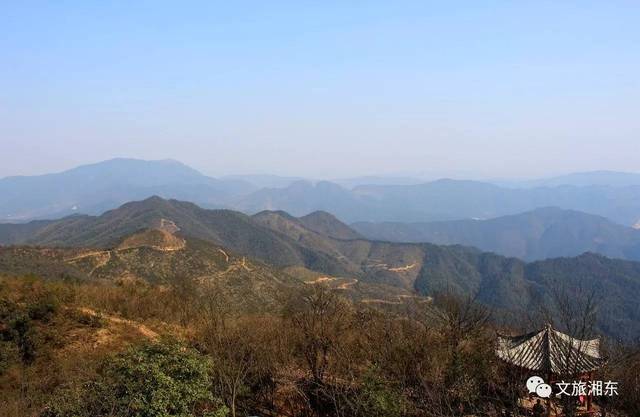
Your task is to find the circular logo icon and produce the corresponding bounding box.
[526,376,545,393]
[536,383,553,398]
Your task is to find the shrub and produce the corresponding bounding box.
[355,369,404,417]
[102,340,214,416]
[0,297,38,366]
[43,339,228,417]
[27,294,60,322]
[0,340,16,375]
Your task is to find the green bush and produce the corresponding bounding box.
[28,294,60,322]
[43,339,228,417]
[102,340,215,416]
[355,369,404,417]
[0,297,38,365]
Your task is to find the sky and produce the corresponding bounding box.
[1,1,639,179]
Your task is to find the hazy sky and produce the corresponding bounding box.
[1,1,639,179]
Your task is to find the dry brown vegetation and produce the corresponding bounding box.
[0,275,638,417]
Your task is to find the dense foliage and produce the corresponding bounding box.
[43,341,226,417]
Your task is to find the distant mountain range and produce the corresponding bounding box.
[3,160,640,228]
[220,174,429,190]
[496,170,640,188]
[0,158,255,221]
[353,207,640,262]
[331,176,426,188]
[220,174,305,189]
[1,196,639,340]
[233,178,640,226]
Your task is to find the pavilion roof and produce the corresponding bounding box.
[496,325,605,374]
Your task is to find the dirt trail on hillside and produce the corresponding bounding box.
[218,249,230,262]
[64,234,187,276]
[361,294,431,305]
[65,251,111,262]
[337,278,358,289]
[388,263,417,272]
[65,251,112,276]
[305,276,358,289]
[305,276,336,284]
[78,307,159,340]
[365,262,418,272]
[146,241,185,251]
[221,257,253,274]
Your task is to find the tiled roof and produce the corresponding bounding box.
[496,325,605,374]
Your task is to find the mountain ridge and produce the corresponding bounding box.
[4,160,640,227]
[234,177,640,226]
[496,170,640,188]
[0,158,256,221]
[353,207,640,261]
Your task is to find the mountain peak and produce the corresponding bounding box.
[0,159,257,221]
[253,210,297,221]
[299,210,362,240]
[66,158,208,182]
[118,195,175,211]
[141,195,170,204]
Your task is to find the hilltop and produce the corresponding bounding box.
[0,236,299,313]
[298,211,363,240]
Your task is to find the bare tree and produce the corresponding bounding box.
[427,292,493,416]
[549,282,599,376]
[196,284,265,417]
[285,285,353,386]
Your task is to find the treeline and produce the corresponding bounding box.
[0,276,638,417]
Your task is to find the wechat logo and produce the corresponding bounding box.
[526,376,552,398]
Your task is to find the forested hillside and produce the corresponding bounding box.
[2,197,640,341]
